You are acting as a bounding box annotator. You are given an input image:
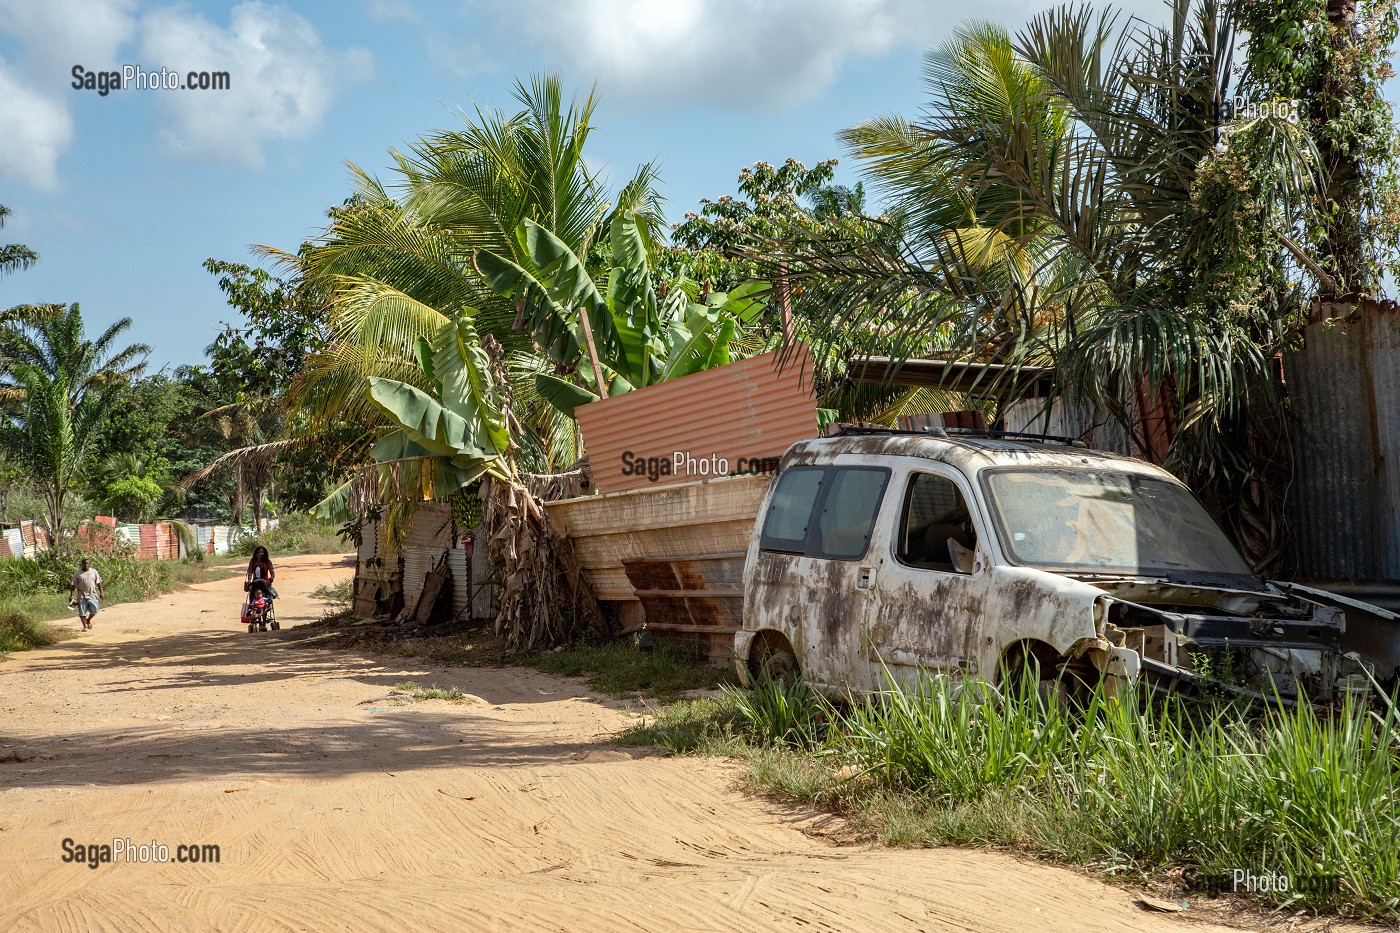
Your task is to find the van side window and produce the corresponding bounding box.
[814,468,890,559]
[897,472,977,572]
[759,467,825,553]
[759,466,891,559]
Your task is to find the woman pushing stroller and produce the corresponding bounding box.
[242,546,279,632]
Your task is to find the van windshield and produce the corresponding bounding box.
[984,469,1257,584]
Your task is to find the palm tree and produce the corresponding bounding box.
[0,202,37,279]
[87,452,171,522]
[265,75,667,477]
[758,1,1319,566]
[0,304,149,537]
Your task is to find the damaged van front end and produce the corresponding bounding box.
[983,466,1400,704]
[1088,578,1397,704]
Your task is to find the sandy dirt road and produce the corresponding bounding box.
[0,553,1250,932]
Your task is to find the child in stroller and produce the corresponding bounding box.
[242,546,279,632]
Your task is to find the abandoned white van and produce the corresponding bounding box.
[734,428,1400,702]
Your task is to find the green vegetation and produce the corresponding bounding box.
[0,611,59,658]
[624,676,1400,920]
[394,681,467,701]
[0,201,37,280]
[310,578,354,607]
[231,512,349,558]
[0,304,150,537]
[515,642,737,699]
[0,537,236,657]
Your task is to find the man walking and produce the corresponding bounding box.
[69,558,105,631]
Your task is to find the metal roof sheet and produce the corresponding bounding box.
[576,346,819,494]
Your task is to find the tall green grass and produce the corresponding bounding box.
[706,673,1400,919]
[0,610,59,656]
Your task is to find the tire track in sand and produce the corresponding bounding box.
[3,554,1262,932]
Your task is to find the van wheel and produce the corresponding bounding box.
[760,651,801,686]
[1000,642,1090,707]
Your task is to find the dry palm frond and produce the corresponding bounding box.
[480,474,605,649]
[179,439,298,490]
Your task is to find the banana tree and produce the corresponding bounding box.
[313,312,603,649]
[475,210,765,416]
[314,314,511,521]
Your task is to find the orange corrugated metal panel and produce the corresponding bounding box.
[576,345,818,494]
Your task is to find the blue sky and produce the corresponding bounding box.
[0,0,1381,370]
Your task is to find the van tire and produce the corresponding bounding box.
[760,651,801,686]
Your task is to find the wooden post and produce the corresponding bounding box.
[577,306,609,400]
[776,263,794,344]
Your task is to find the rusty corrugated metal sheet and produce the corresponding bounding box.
[575,345,818,494]
[544,473,769,666]
[1286,300,1400,583]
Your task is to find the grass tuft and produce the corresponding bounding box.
[310,579,354,608]
[394,681,468,702]
[0,609,60,657]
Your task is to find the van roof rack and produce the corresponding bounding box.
[833,424,1088,448]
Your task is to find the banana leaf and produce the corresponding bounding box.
[427,317,510,457]
[475,219,617,366]
[534,372,600,417]
[366,377,491,459]
[605,210,663,387]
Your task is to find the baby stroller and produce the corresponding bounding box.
[242,580,279,633]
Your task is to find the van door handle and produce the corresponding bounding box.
[857,566,875,589]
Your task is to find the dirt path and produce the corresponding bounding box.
[0,553,1249,932]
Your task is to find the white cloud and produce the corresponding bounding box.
[497,0,950,108]
[2,0,137,75]
[138,2,372,167]
[498,0,1169,109]
[0,0,133,189]
[0,58,75,190]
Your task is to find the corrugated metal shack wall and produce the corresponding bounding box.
[575,345,817,494]
[401,504,452,604]
[1286,300,1400,584]
[351,503,496,621]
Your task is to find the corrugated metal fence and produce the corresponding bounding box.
[0,517,275,561]
[1287,300,1400,585]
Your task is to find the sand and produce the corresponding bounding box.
[0,553,1256,932]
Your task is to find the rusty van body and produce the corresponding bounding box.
[734,429,1400,702]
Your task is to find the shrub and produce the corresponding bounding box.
[0,609,58,656]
